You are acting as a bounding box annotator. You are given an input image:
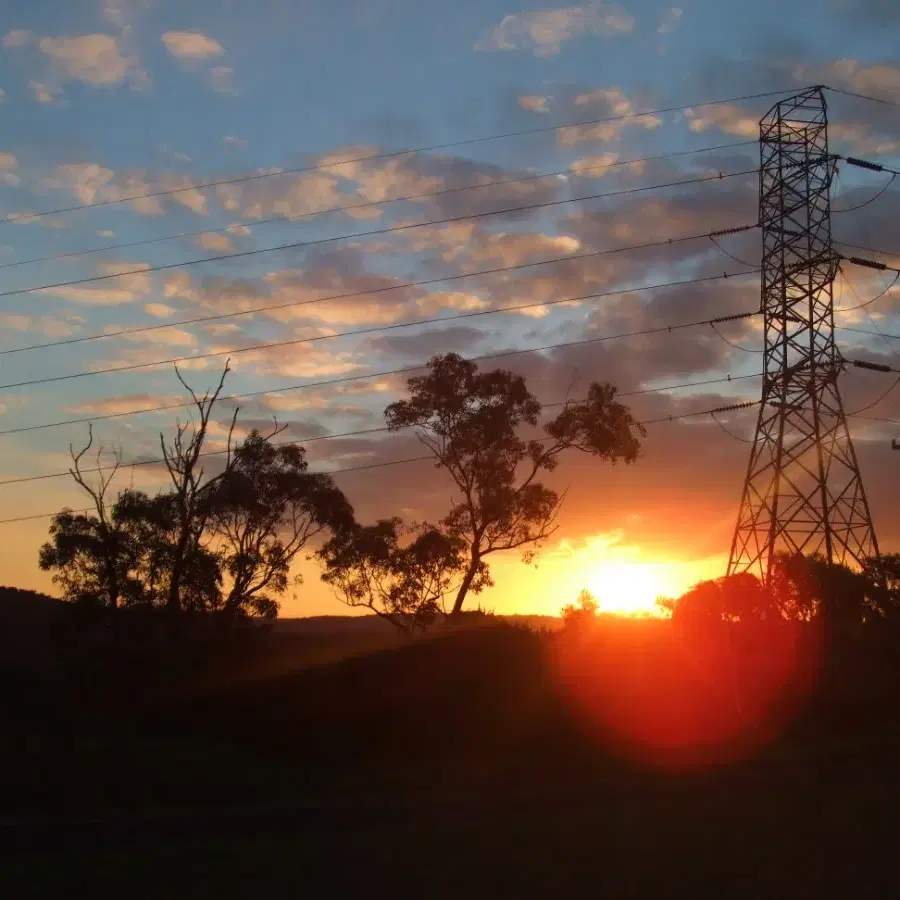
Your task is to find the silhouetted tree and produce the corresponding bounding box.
[318,519,468,632]
[210,432,353,618]
[41,361,354,621]
[772,553,886,627]
[384,354,644,616]
[114,490,223,612]
[561,589,600,630]
[39,428,145,609]
[159,362,236,614]
[669,573,777,626]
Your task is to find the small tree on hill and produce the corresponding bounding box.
[561,588,600,630]
[384,354,644,617]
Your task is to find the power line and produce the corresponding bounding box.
[835,266,899,313]
[0,398,765,523]
[0,170,758,308]
[0,372,765,488]
[0,142,754,274]
[2,88,796,225]
[834,240,900,261]
[824,85,900,109]
[0,232,759,391]
[0,271,760,434]
[832,173,897,212]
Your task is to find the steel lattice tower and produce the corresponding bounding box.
[728,86,881,580]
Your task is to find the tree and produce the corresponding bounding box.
[41,362,352,621]
[318,519,468,632]
[159,362,236,614]
[210,431,353,619]
[772,553,886,627]
[560,589,600,630]
[669,573,777,626]
[113,490,223,613]
[384,354,644,616]
[39,428,145,609]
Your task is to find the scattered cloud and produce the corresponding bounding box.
[68,394,181,416]
[41,259,151,306]
[556,87,662,146]
[2,30,31,48]
[0,152,16,169]
[193,231,233,253]
[0,313,85,337]
[39,34,135,85]
[29,81,56,103]
[161,31,224,60]
[519,94,551,113]
[657,7,683,35]
[4,28,148,96]
[144,302,176,318]
[476,3,634,56]
[685,103,759,139]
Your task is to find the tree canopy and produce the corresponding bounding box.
[384,354,644,616]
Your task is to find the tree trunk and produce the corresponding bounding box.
[451,554,480,617]
[167,529,190,613]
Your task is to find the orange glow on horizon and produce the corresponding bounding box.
[585,561,669,617]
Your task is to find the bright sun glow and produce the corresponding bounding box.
[586,562,669,617]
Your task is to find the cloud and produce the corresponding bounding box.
[0,313,85,337]
[47,162,209,217]
[367,325,488,359]
[194,231,233,253]
[557,88,662,146]
[68,394,181,416]
[475,3,634,56]
[4,26,148,96]
[39,34,136,84]
[519,94,551,113]
[29,81,56,103]
[686,103,764,139]
[41,259,151,306]
[161,31,224,60]
[0,152,16,169]
[2,30,31,48]
[657,7,683,35]
[144,303,176,318]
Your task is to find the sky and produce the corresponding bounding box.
[0,0,898,617]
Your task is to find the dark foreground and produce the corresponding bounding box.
[2,615,900,898]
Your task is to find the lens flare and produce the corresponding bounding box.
[550,617,821,769]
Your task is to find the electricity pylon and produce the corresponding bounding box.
[728,86,881,580]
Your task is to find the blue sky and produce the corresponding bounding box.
[0,0,898,613]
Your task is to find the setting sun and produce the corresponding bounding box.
[586,562,669,616]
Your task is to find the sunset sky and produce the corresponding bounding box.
[0,0,898,616]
